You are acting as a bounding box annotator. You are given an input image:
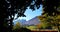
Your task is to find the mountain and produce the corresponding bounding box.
[13,16,40,26]
[23,16,40,25]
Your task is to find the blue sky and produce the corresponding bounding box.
[13,5,42,22]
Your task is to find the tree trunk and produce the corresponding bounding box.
[7,17,13,32]
[0,17,13,32]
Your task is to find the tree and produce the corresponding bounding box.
[0,0,42,32]
[38,14,52,29]
[37,22,48,29]
[43,0,60,16]
[38,13,60,31]
[42,0,60,31]
[13,22,21,30]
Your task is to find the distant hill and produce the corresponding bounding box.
[13,16,40,26]
[23,16,40,25]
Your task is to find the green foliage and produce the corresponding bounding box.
[26,26,37,30]
[13,22,21,30]
[38,13,60,30]
[41,23,48,29]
